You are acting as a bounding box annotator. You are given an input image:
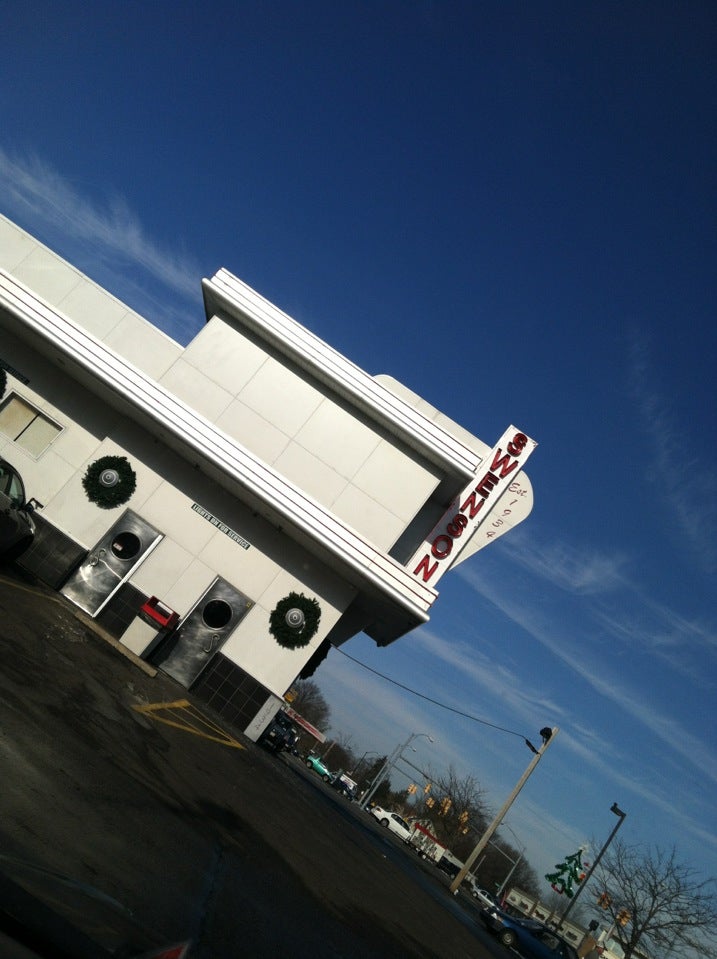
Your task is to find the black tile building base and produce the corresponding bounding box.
[191,654,270,731]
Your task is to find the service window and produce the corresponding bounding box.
[0,394,61,456]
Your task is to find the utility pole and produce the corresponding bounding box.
[558,803,626,929]
[449,727,558,895]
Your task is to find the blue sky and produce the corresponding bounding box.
[2,2,715,893]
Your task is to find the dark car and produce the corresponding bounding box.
[481,907,579,959]
[257,710,299,754]
[331,772,358,800]
[0,458,36,562]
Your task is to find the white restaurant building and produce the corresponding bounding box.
[0,214,535,737]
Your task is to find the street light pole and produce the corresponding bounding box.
[495,823,526,896]
[358,744,401,809]
[497,849,524,896]
[558,802,626,928]
[358,732,434,810]
[449,727,559,895]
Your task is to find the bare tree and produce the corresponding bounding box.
[331,730,355,759]
[595,841,717,959]
[416,764,489,856]
[289,678,331,731]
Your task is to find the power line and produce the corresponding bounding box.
[331,645,529,742]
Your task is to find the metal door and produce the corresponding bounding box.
[61,510,162,616]
[153,577,252,688]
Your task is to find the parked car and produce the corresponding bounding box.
[305,753,333,782]
[331,772,358,799]
[481,906,579,959]
[468,879,499,908]
[369,806,412,841]
[436,849,464,878]
[257,710,299,754]
[0,457,36,561]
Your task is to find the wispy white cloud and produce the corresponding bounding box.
[627,329,717,574]
[481,527,716,670]
[0,147,201,339]
[409,627,569,730]
[415,620,717,840]
[320,647,436,749]
[591,600,717,689]
[454,562,717,787]
[498,530,628,595]
[558,723,717,853]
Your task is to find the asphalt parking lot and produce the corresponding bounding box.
[0,566,499,958]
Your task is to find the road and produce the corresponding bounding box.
[0,567,506,958]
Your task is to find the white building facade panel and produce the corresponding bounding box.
[159,358,235,424]
[52,281,130,341]
[294,398,383,481]
[180,315,268,395]
[214,399,290,465]
[330,484,407,554]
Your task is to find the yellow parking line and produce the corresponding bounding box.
[132,699,245,749]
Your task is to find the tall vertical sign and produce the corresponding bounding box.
[408,425,537,585]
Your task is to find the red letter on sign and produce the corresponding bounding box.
[446,514,468,538]
[460,490,485,520]
[476,471,500,497]
[490,449,519,478]
[431,534,453,559]
[413,554,438,583]
[507,432,528,456]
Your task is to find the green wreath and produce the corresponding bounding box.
[82,455,137,509]
[269,592,321,649]
[0,367,6,400]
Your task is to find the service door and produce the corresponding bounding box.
[153,577,252,688]
[61,510,162,616]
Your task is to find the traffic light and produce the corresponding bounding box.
[617,909,631,927]
[424,783,432,794]
[407,783,417,795]
[439,796,452,815]
[425,796,435,808]
[598,892,612,909]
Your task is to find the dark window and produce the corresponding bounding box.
[203,599,232,629]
